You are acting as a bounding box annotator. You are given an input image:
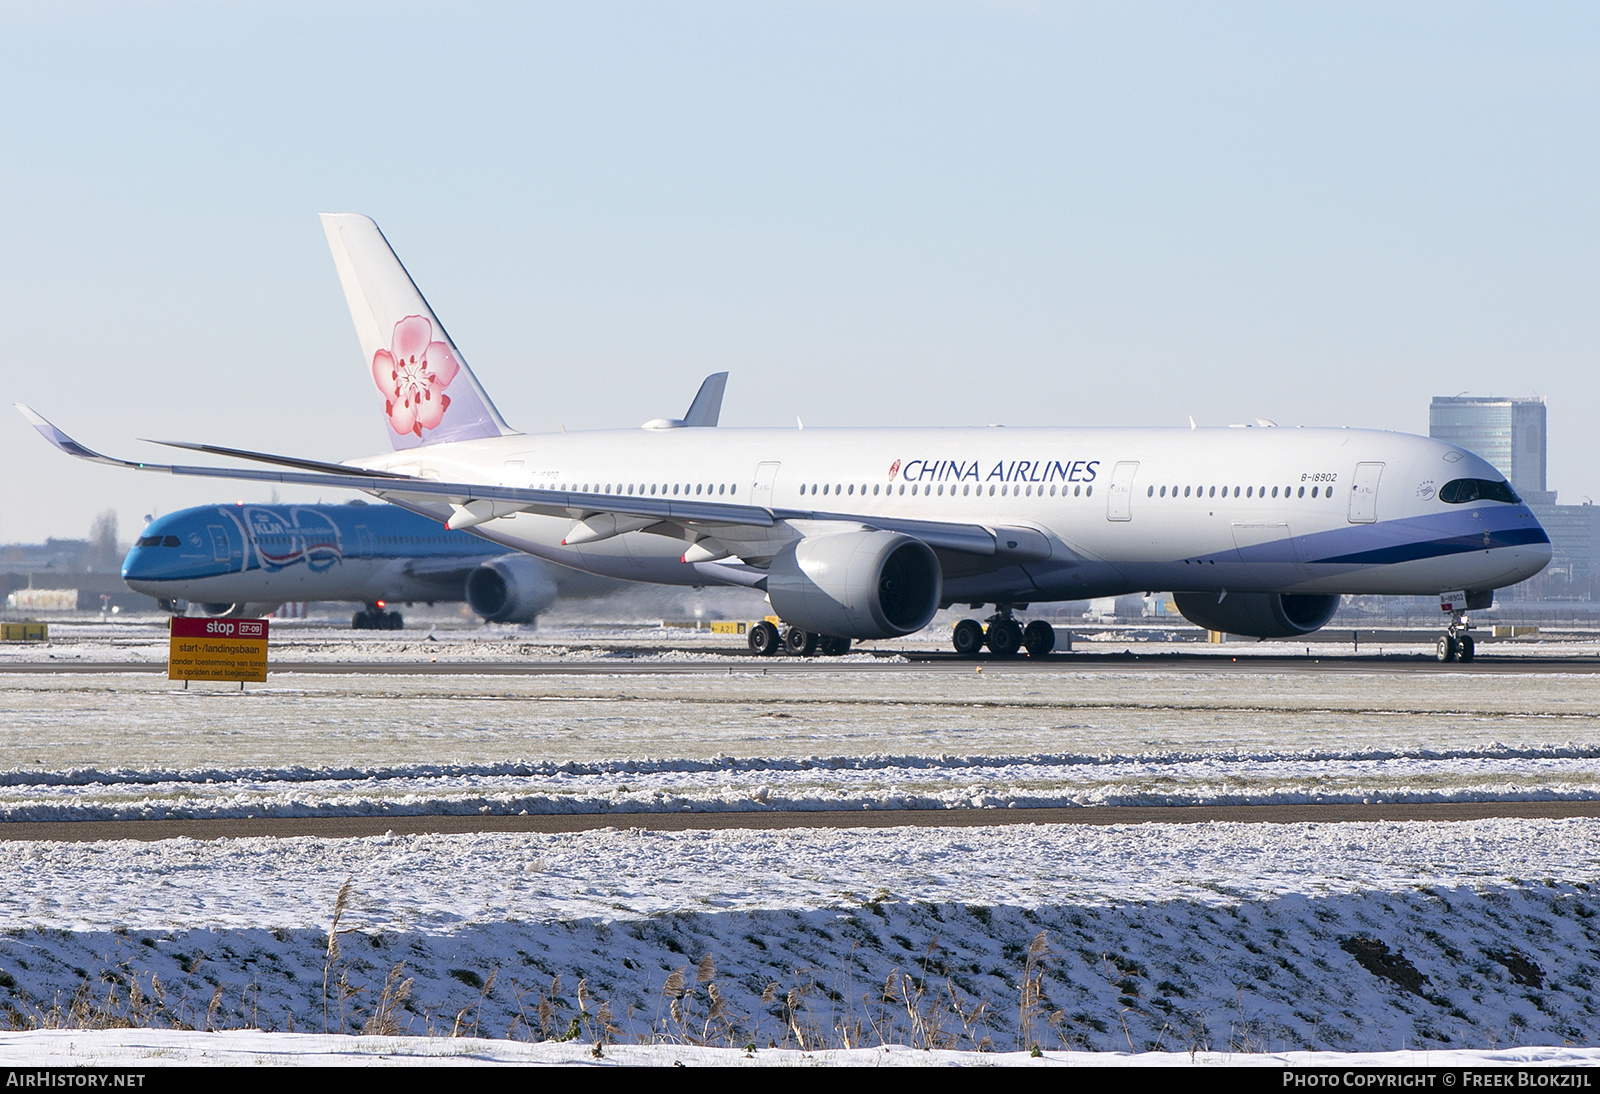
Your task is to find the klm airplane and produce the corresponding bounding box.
[123,501,569,628]
[24,213,1552,661]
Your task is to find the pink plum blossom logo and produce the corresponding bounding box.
[888,459,901,481]
[371,315,460,438]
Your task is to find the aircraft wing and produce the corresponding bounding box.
[17,406,1035,561]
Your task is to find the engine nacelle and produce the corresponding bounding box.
[199,601,280,619]
[766,530,941,640]
[1172,591,1341,639]
[465,555,559,623]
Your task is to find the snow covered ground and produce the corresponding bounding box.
[0,643,1596,817]
[1,625,1598,1061]
[5,1030,1599,1067]
[0,821,1597,1054]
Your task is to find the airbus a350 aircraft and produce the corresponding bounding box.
[20,214,1551,662]
[124,501,585,627]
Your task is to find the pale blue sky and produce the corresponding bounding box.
[2,1,1595,542]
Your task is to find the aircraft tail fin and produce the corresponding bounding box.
[320,213,513,450]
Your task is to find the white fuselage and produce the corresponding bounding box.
[350,424,1550,606]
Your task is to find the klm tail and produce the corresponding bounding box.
[320,213,514,450]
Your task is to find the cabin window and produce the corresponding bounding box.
[963,484,970,496]
[898,484,905,495]
[1147,486,1154,497]
[1050,485,1057,496]
[1297,486,1305,498]
[874,484,880,495]
[1311,486,1318,498]
[1184,486,1191,497]
[1085,485,1093,496]
[848,484,855,495]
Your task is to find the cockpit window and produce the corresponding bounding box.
[136,535,181,547]
[1439,478,1521,505]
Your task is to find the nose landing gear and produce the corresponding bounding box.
[1436,616,1476,663]
[1435,591,1480,663]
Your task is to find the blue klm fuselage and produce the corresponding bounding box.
[122,501,513,615]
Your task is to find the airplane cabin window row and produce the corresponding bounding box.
[1147,484,1338,500]
[560,483,737,496]
[796,482,1093,498]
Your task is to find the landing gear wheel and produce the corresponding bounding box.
[1022,620,1055,657]
[952,619,985,657]
[818,635,852,656]
[986,618,1023,657]
[1436,635,1458,662]
[386,611,403,630]
[783,626,818,656]
[1457,634,1475,663]
[748,620,782,656]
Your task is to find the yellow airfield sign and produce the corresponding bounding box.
[168,617,269,683]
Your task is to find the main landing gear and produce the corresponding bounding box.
[952,607,1056,658]
[1436,613,1476,663]
[748,621,852,657]
[352,604,403,630]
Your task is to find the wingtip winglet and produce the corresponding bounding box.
[14,403,75,450]
[13,405,125,465]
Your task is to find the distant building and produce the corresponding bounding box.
[1429,394,1597,600]
[1428,395,1556,505]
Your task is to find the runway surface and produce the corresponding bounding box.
[3,800,1598,842]
[7,652,1600,675]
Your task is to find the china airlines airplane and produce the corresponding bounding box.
[19,214,1551,662]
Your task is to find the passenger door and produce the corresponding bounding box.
[1348,463,1384,523]
[1106,461,1139,521]
[751,462,781,508]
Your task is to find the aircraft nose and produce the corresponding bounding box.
[1516,507,1554,581]
[121,532,181,583]
[121,547,150,580]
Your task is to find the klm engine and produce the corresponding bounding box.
[766,530,942,640]
[465,555,559,624]
[1172,591,1341,639]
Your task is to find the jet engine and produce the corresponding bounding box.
[766,529,941,640]
[199,601,281,619]
[465,555,559,623]
[1172,591,1341,639]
